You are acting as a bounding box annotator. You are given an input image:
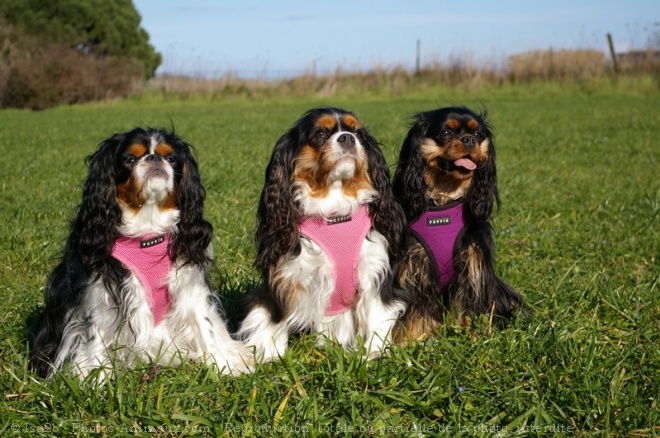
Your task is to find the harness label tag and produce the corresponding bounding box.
[327,215,352,225]
[140,235,166,248]
[427,216,451,227]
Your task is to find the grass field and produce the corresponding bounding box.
[1,81,658,436]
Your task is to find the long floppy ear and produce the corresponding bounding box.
[30,134,126,376]
[362,130,405,262]
[253,130,300,275]
[73,134,125,273]
[170,135,213,267]
[392,113,431,223]
[464,120,500,223]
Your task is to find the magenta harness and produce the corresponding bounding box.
[409,201,465,291]
[299,205,372,315]
[111,234,172,326]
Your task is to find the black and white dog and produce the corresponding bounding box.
[30,128,252,379]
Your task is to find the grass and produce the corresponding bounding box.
[0,82,658,437]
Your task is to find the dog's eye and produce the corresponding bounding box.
[125,156,137,165]
[440,129,453,139]
[314,131,328,141]
[164,155,177,164]
[474,130,484,139]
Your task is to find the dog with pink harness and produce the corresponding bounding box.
[238,107,406,362]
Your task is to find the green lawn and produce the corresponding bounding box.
[0,83,658,436]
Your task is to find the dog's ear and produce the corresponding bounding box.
[254,130,300,275]
[170,135,213,267]
[464,123,500,223]
[393,113,431,222]
[362,130,406,262]
[30,133,126,376]
[72,134,126,272]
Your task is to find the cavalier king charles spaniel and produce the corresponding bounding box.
[238,107,406,361]
[30,128,252,379]
[392,107,523,339]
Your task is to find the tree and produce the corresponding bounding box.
[0,0,161,79]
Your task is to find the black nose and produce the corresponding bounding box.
[461,135,477,148]
[337,133,356,150]
[145,154,163,162]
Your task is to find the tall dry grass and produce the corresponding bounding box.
[143,48,658,101]
[506,49,606,83]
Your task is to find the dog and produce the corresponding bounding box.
[392,107,523,339]
[237,107,407,361]
[30,127,252,379]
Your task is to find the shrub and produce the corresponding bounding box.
[0,23,143,110]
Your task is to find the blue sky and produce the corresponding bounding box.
[133,0,659,78]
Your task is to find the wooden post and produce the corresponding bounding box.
[607,33,619,73]
[416,39,421,75]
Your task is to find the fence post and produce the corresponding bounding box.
[416,39,421,76]
[607,33,619,73]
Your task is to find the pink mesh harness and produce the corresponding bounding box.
[111,234,172,326]
[409,201,465,291]
[299,205,372,315]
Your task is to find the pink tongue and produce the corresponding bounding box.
[454,158,476,170]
